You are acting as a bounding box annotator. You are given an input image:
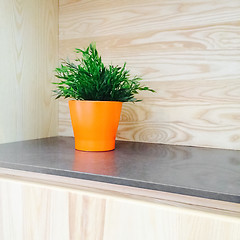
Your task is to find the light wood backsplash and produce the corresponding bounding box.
[0,0,58,143]
[59,0,240,150]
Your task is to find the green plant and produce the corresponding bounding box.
[53,43,155,102]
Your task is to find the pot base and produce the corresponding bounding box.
[75,139,115,152]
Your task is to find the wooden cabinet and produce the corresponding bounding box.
[0,175,239,240]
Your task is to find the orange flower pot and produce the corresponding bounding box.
[69,100,122,151]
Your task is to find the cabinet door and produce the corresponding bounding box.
[0,177,240,240]
[0,177,107,240]
[104,196,240,240]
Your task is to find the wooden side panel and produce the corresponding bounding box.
[0,0,58,143]
[0,177,240,240]
[59,0,240,150]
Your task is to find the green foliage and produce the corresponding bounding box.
[53,43,155,102]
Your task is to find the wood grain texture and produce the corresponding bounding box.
[0,176,240,240]
[104,198,240,240]
[59,0,240,150]
[0,0,58,144]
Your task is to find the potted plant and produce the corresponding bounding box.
[53,43,155,151]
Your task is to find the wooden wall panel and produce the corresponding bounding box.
[0,176,240,240]
[59,0,240,150]
[0,0,58,144]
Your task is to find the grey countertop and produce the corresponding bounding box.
[0,137,239,203]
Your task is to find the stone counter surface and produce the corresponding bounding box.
[0,137,239,203]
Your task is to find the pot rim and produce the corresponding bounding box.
[68,100,123,103]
